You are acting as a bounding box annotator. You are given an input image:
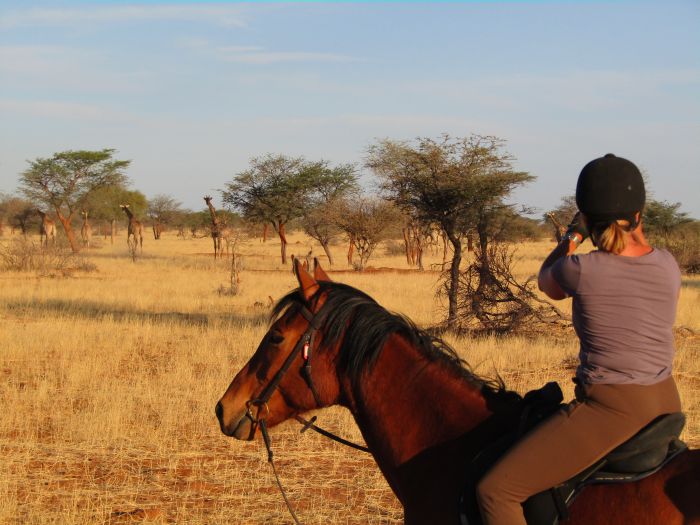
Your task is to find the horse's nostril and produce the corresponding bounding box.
[215,401,224,421]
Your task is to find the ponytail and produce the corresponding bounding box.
[591,220,630,254]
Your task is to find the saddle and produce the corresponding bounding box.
[459,382,688,525]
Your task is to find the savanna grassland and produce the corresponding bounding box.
[0,231,698,524]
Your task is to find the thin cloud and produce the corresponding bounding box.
[0,45,72,75]
[222,50,360,65]
[0,45,153,94]
[0,99,134,121]
[0,6,247,29]
[182,40,362,65]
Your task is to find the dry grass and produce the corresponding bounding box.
[0,231,697,524]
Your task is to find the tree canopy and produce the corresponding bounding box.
[367,134,534,327]
[643,200,692,237]
[333,196,401,271]
[299,162,358,265]
[223,154,357,264]
[19,149,131,252]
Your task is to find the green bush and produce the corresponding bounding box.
[650,222,700,274]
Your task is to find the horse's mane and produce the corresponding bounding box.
[272,281,515,400]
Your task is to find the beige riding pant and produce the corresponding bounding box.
[476,375,681,525]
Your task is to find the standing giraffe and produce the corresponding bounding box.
[80,210,92,249]
[36,209,56,247]
[546,212,566,243]
[203,196,235,259]
[204,196,223,258]
[120,204,143,253]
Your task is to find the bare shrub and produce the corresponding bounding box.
[217,232,244,296]
[0,238,97,276]
[442,241,569,334]
[383,239,406,256]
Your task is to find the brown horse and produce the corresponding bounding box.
[216,261,700,524]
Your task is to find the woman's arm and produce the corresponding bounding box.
[538,212,588,300]
[538,239,576,300]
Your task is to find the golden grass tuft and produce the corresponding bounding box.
[0,231,697,523]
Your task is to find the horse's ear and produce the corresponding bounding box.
[313,258,332,282]
[294,258,319,301]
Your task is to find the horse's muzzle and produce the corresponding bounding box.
[215,400,255,440]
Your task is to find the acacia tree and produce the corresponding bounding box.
[84,185,147,244]
[223,154,321,264]
[299,162,358,266]
[643,200,692,238]
[147,194,183,240]
[333,196,400,271]
[19,149,130,252]
[0,194,36,236]
[367,134,533,328]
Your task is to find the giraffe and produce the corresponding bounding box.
[204,196,223,258]
[80,210,92,249]
[546,212,566,243]
[204,196,235,259]
[35,209,56,247]
[120,204,143,253]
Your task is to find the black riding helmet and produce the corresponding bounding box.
[576,153,645,228]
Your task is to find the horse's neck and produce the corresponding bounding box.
[343,334,506,508]
[350,334,496,462]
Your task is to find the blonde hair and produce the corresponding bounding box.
[592,220,630,254]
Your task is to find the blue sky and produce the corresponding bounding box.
[1,1,698,218]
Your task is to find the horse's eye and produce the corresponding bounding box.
[268,331,284,345]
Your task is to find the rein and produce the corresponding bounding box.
[244,296,369,525]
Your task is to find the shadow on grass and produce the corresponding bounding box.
[3,299,268,327]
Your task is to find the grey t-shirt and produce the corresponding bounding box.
[551,248,680,385]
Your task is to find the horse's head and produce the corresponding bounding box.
[215,259,341,440]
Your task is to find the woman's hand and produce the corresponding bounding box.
[564,212,589,245]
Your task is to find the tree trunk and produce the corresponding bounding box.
[402,227,412,265]
[416,238,424,271]
[347,238,355,266]
[55,209,80,253]
[412,225,424,270]
[320,240,334,266]
[277,222,288,264]
[442,234,450,270]
[446,232,462,328]
[262,224,268,243]
[472,217,492,325]
[111,219,115,245]
[477,218,490,288]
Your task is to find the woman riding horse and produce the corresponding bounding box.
[476,154,683,525]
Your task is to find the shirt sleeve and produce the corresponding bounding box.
[551,255,582,296]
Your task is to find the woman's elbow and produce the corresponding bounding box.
[538,270,567,300]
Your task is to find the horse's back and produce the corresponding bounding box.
[566,449,700,525]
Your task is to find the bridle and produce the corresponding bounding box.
[242,293,369,525]
[244,300,326,427]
